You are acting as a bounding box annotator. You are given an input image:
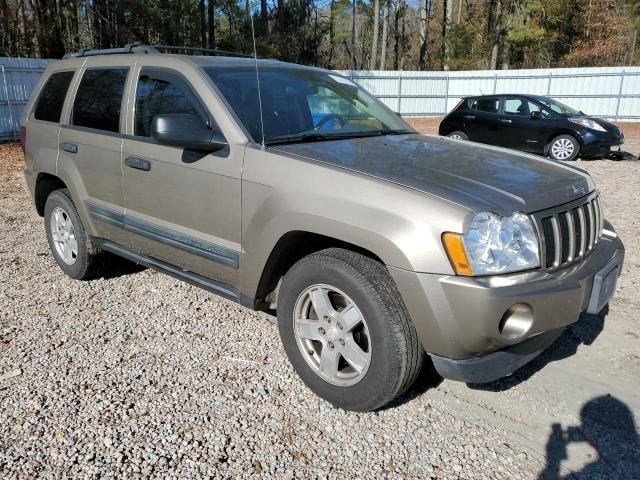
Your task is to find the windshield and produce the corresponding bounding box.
[204,66,412,144]
[537,97,580,116]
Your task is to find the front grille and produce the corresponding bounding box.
[533,194,603,271]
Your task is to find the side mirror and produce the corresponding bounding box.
[530,111,543,120]
[151,113,227,152]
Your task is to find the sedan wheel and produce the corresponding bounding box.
[549,135,579,161]
[447,130,469,141]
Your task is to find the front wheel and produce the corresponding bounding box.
[277,248,423,412]
[549,134,580,161]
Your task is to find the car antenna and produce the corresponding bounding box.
[250,14,266,151]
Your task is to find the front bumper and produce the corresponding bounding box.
[580,130,624,158]
[389,224,624,382]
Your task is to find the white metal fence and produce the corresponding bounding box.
[338,66,640,121]
[1,61,640,141]
[0,58,49,141]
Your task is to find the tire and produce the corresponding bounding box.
[447,130,468,141]
[548,134,579,161]
[44,188,104,280]
[277,248,423,412]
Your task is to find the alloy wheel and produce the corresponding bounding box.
[50,206,78,265]
[551,138,575,160]
[293,284,371,387]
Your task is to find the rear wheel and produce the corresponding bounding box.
[447,131,468,141]
[44,189,104,279]
[549,134,579,161]
[277,248,423,411]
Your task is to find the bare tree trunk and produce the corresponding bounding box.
[278,0,284,30]
[351,0,357,68]
[328,0,335,68]
[208,0,215,48]
[380,0,389,69]
[370,0,379,70]
[260,0,267,23]
[199,0,206,47]
[442,0,452,70]
[490,0,501,70]
[418,0,431,70]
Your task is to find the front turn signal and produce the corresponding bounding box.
[442,233,473,276]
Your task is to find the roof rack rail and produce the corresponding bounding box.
[152,45,254,58]
[63,42,158,59]
[62,43,257,60]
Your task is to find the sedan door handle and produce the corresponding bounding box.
[464,115,476,120]
[60,142,78,154]
[125,156,151,172]
[499,118,513,124]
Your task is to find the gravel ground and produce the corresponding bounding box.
[1,140,638,479]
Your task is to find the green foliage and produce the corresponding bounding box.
[0,0,637,69]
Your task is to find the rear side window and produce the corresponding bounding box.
[34,71,75,123]
[72,69,128,133]
[469,97,499,114]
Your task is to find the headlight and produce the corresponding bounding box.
[443,212,540,276]
[568,117,606,132]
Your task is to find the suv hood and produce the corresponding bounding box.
[274,134,595,216]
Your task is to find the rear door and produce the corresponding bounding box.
[25,69,76,177]
[464,97,501,144]
[120,65,243,290]
[57,58,131,243]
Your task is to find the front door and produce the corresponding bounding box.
[120,67,242,289]
[498,97,548,153]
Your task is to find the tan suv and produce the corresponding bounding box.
[21,44,624,411]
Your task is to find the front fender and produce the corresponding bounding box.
[240,146,471,299]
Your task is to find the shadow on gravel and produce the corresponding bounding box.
[467,306,608,393]
[537,395,640,479]
[99,253,147,280]
[377,355,444,411]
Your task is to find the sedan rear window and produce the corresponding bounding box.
[469,97,499,114]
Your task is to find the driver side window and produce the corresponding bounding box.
[134,69,206,138]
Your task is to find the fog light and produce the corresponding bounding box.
[499,304,533,340]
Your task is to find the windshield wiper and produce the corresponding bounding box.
[265,129,414,146]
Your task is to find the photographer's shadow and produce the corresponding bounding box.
[468,306,608,392]
[538,394,640,479]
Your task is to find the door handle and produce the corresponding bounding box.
[60,142,78,154]
[499,118,513,124]
[125,156,151,171]
[464,115,476,120]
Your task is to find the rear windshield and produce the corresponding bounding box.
[34,71,75,123]
[204,66,410,144]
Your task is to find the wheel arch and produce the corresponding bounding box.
[251,230,386,311]
[34,173,68,216]
[544,130,583,155]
